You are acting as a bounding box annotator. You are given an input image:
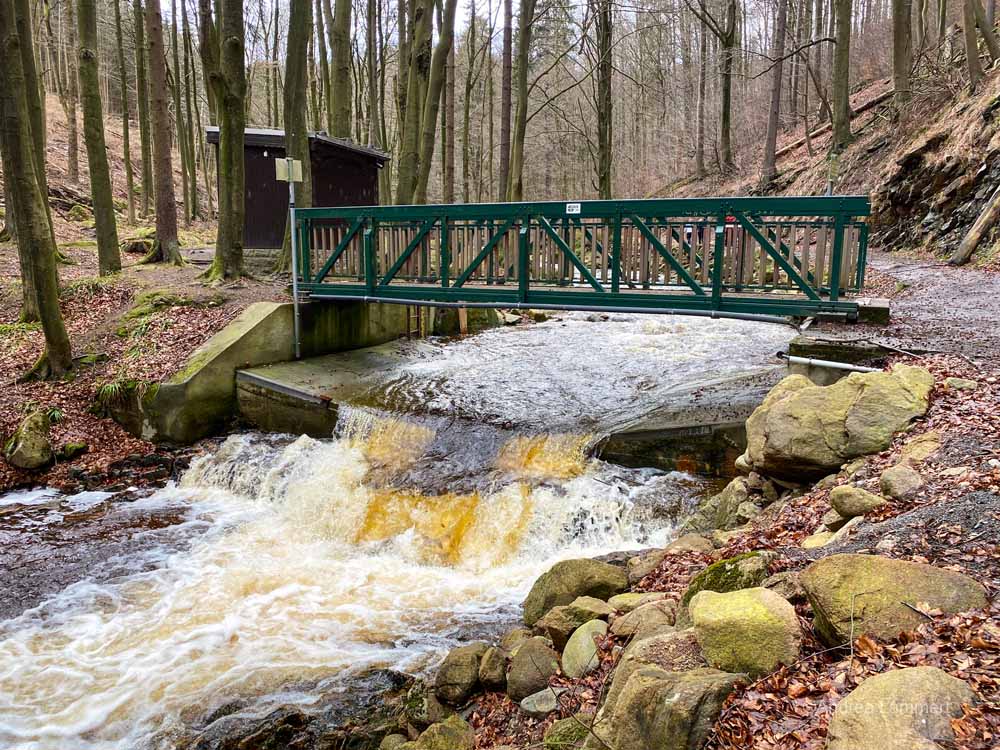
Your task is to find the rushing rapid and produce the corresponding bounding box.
[0,312,793,749]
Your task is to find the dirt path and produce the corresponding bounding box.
[818,252,1000,363]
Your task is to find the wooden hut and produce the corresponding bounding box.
[206,127,389,249]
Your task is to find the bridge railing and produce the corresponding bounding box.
[294,196,870,317]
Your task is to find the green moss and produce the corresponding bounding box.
[681,552,770,606]
[58,442,89,460]
[123,290,193,321]
[0,322,41,335]
[68,204,93,222]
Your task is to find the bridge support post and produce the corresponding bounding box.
[611,212,622,294]
[518,225,530,302]
[711,215,726,309]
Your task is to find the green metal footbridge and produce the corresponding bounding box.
[293,195,870,321]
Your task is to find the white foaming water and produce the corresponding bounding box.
[0,422,704,750]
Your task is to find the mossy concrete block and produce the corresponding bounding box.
[111,301,410,444]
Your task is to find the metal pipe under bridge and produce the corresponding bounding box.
[293,195,871,321]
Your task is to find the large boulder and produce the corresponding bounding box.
[801,554,987,646]
[827,667,976,750]
[829,485,887,518]
[507,636,560,702]
[434,642,488,705]
[609,599,676,641]
[562,620,607,679]
[523,559,627,626]
[689,588,801,677]
[738,366,934,480]
[584,667,742,750]
[681,552,773,606]
[4,410,53,469]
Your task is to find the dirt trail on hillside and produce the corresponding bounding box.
[818,252,1000,363]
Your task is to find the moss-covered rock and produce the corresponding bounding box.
[4,411,52,469]
[522,558,627,626]
[829,485,887,518]
[379,734,409,750]
[801,530,834,549]
[562,620,607,679]
[827,667,975,750]
[543,715,590,749]
[57,441,89,461]
[507,636,560,702]
[689,588,801,677]
[801,554,988,646]
[519,687,565,718]
[68,204,93,222]
[681,552,773,606]
[738,366,934,480]
[409,715,474,750]
[665,533,714,553]
[434,642,488,705]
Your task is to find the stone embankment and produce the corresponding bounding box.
[384,363,992,750]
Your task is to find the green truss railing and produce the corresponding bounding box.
[293,195,870,319]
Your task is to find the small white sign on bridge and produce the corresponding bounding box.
[565,202,581,215]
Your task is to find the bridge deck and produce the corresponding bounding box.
[294,196,872,320]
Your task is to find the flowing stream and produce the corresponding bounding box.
[0,313,793,749]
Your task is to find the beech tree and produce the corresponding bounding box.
[0,0,72,375]
[113,0,136,225]
[144,0,183,264]
[134,0,154,217]
[77,0,121,276]
[831,0,854,151]
[200,0,247,280]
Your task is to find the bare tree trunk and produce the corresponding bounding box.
[762,0,789,187]
[594,0,612,199]
[443,43,455,202]
[0,0,72,375]
[144,0,182,264]
[316,0,331,129]
[134,0,154,216]
[64,0,81,184]
[831,0,854,151]
[395,0,430,204]
[413,0,459,203]
[278,0,314,271]
[202,0,246,279]
[182,1,200,219]
[498,0,512,200]
[951,184,1000,264]
[964,0,984,89]
[695,20,707,176]
[892,0,913,112]
[171,0,190,226]
[114,0,136,225]
[971,0,1000,61]
[78,0,122,275]
[461,0,477,202]
[719,0,737,170]
[329,0,353,136]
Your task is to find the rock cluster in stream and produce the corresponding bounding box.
[401,364,985,750]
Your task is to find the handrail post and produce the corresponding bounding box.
[829,213,846,301]
[711,214,725,309]
[364,221,375,292]
[611,212,622,294]
[288,184,301,360]
[441,215,450,288]
[518,223,530,302]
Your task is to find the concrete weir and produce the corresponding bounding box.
[112,301,419,444]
